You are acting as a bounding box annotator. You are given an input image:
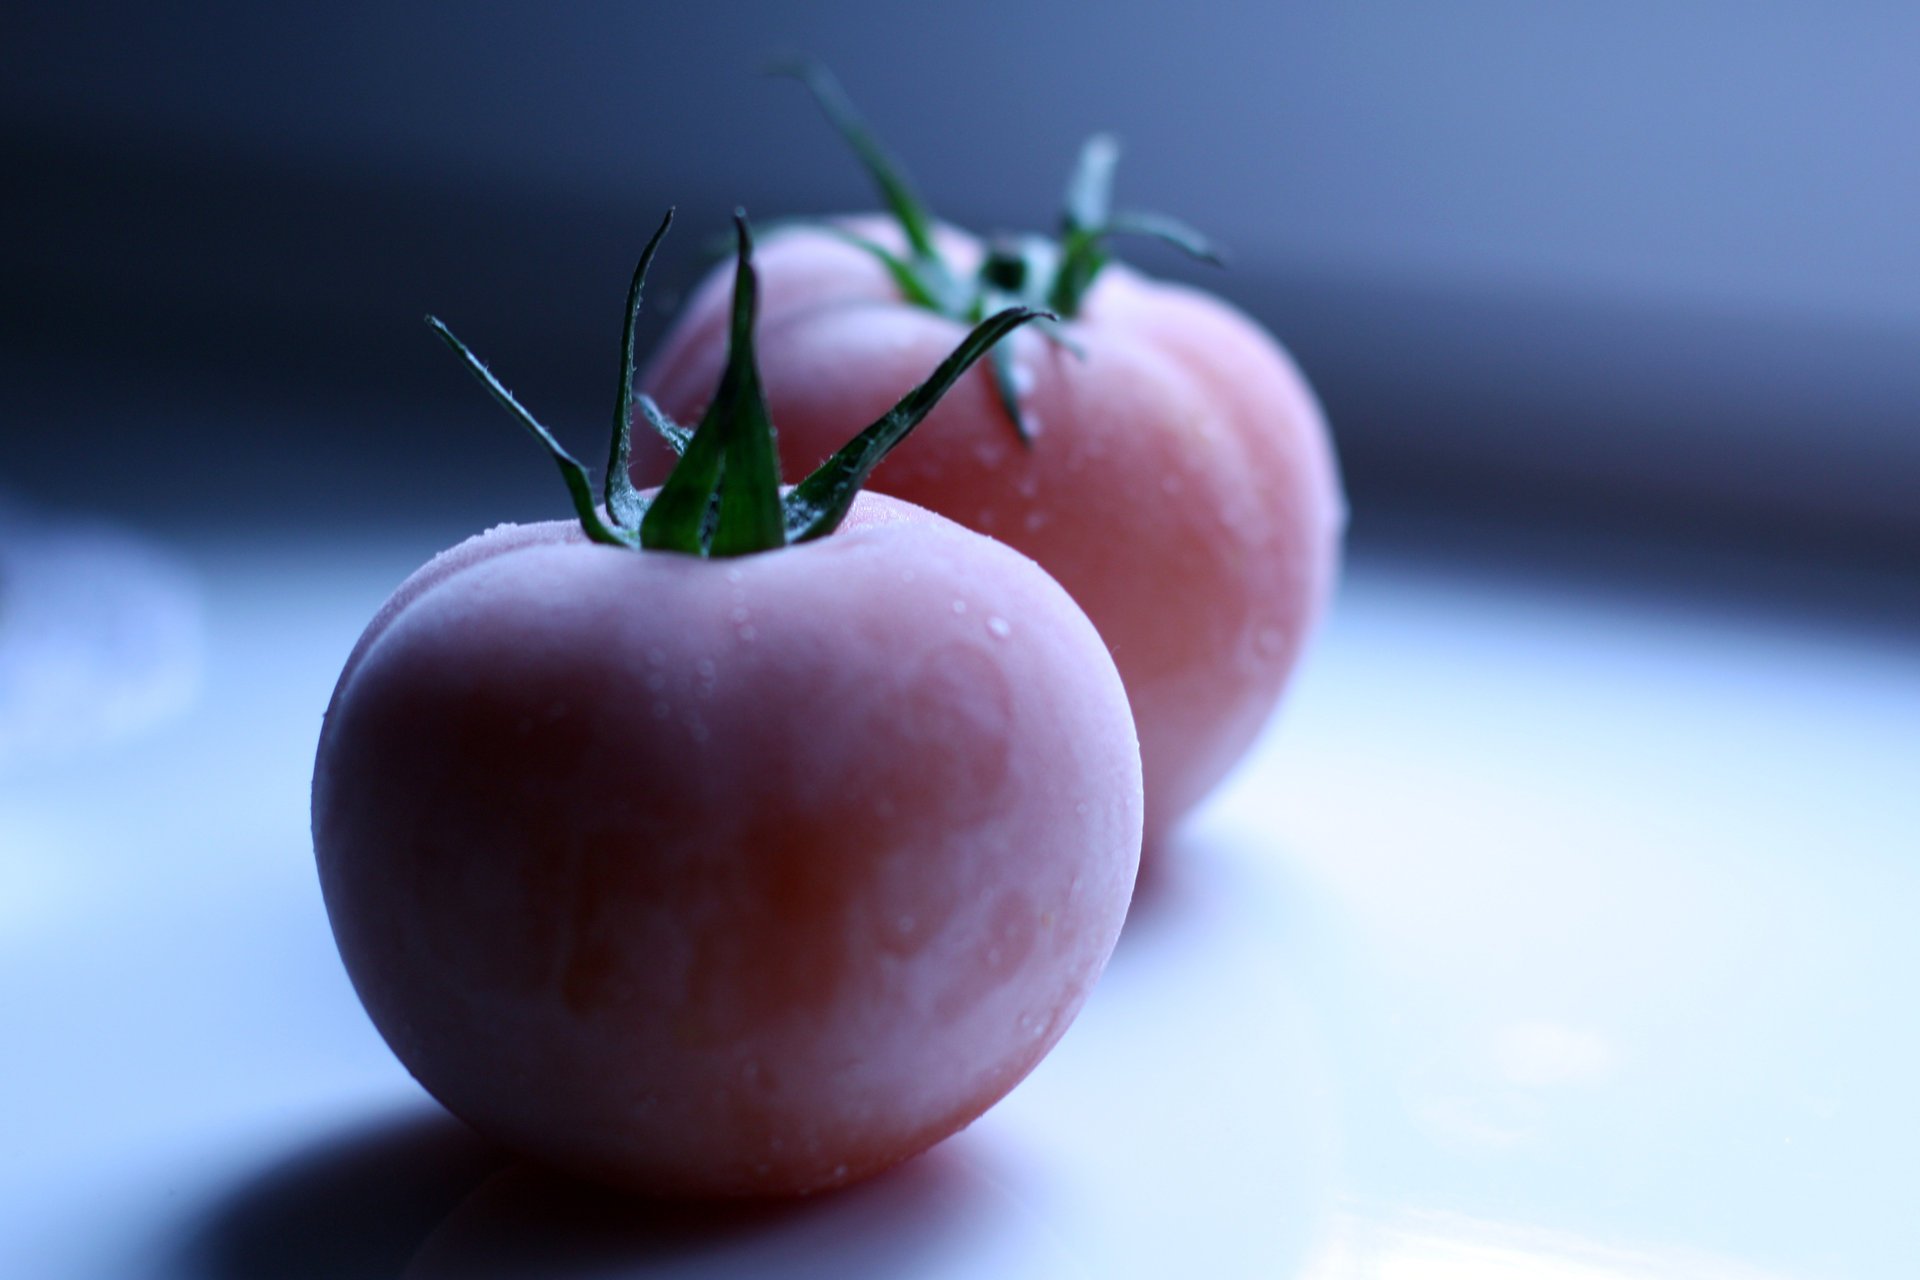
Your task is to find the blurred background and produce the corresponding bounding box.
[6,1,1920,561]
[3,4,1917,1278]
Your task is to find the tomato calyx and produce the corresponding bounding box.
[428,209,1047,557]
[777,61,1222,442]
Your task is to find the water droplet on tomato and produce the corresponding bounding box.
[986,616,1011,639]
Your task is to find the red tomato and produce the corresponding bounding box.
[313,497,1141,1197]
[313,213,1141,1198]
[644,217,1343,847]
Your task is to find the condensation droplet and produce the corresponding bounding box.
[738,624,757,643]
[1161,473,1184,495]
[651,701,671,720]
[646,672,667,692]
[951,599,968,615]
[1023,510,1050,533]
[1256,627,1288,657]
[730,605,750,623]
[724,567,744,584]
[900,568,917,584]
[696,658,717,679]
[986,616,1011,639]
[897,914,917,934]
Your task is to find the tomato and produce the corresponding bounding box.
[641,71,1344,848]
[312,213,1142,1197]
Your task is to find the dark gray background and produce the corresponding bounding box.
[6,2,1918,564]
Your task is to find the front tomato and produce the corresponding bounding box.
[313,499,1139,1196]
[313,212,1141,1197]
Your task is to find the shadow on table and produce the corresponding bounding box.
[401,1143,1036,1279]
[170,1105,507,1280]
[170,1105,1036,1279]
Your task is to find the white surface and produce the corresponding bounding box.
[2,536,1915,1278]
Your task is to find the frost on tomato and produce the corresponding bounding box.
[642,67,1345,847]
[312,212,1141,1198]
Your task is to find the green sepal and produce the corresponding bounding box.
[774,59,964,311]
[785,68,1225,336]
[1108,209,1224,266]
[783,305,1049,542]
[1063,133,1120,238]
[434,206,1038,558]
[986,322,1029,444]
[704,215,788,556]
[637,395,724,553]
[426,316,634,548]
[604,209,675,528]
[772,60,939,261]
[813,224,947,311]
[976,283,1033,444]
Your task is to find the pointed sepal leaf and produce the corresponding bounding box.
[637,399,725,553]
[785,65,1224,341]
[604,208,675,528]
[1108,209,1224,266]
[773,59,940,261]
[1063,133,1121,237]
[814,224,947,311]
[976,283,1038,445]
[783,305,1049,542]
[427,316,633,548]
[605,406,648,528]
[706,214,788,557]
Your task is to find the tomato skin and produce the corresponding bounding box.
[312,494,1141,1198]
[642,223,1344,847]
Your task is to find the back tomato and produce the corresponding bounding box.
[644,220,1343,847]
